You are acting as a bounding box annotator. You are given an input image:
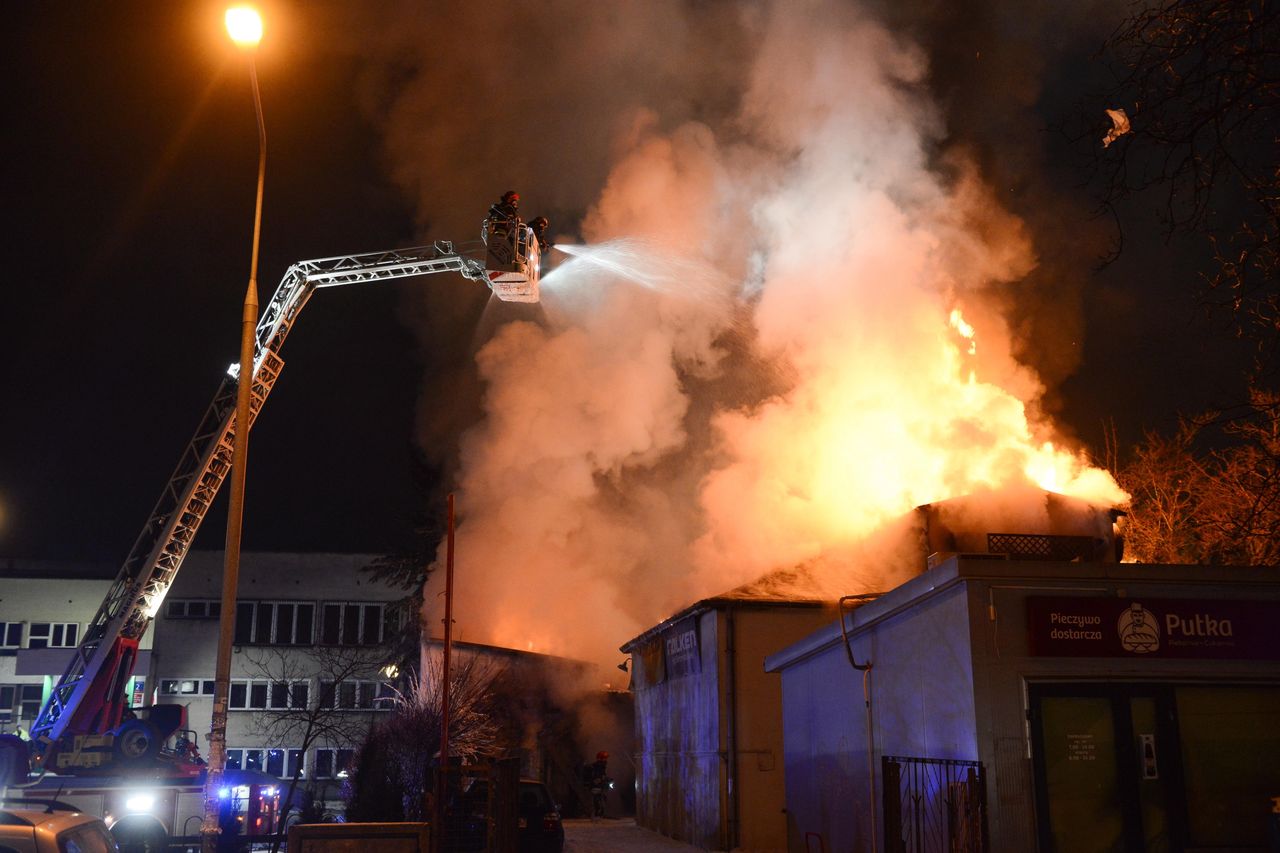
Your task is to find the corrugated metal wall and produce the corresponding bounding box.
[628,603,831,851]
[631,609,724,849]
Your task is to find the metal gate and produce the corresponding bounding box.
[882,756,988,853]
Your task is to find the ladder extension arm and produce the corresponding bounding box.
[32,242,487,745]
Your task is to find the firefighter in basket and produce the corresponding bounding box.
[488,190,520,233]
[483,190,544,302]
[528,215,551,252]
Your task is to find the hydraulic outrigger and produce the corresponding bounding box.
[2,227,542,780]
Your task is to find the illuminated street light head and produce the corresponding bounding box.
[225,5,263,48]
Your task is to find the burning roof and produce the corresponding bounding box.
[687,487,1125,611]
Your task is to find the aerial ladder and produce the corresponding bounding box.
[1,222,543,779]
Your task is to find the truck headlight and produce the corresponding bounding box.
[125,793,155,813]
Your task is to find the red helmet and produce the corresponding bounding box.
[596,751,609,761]
[502,191,520,205]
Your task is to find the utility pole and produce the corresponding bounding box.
[432,494,456,853]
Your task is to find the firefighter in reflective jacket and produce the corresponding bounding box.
[488,191,520,229]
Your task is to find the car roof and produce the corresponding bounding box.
[0,807,101,828]
[0,810,37,826]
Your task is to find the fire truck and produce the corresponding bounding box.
[0,225,541,789]
[9,768,283,852]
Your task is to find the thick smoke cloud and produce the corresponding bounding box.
[359,0,1125,671]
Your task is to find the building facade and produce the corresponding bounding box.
[765,556,1280,852]
[420,638,636,819]
[622,595,829,852]
[1,551,399,814]
[0,559,148,737]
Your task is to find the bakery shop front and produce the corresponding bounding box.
[766,557,1280,852]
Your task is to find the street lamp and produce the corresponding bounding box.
[202,8,265,853]
[225,6,263,46]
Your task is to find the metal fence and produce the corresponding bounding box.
[882,756,987,853]
[987,532,1102,562]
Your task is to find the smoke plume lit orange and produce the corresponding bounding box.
[418,0,1125,671]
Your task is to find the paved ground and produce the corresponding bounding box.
[563,818,704,852]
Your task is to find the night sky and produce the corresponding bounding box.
[2,3,432,560]
[0,1,1257,564]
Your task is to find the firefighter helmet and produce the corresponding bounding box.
[502,191,520,206]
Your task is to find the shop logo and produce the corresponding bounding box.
[1117,603,1160,654]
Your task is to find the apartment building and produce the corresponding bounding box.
[0,559,142,736]
[0,551,401,812]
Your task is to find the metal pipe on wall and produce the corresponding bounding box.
[839,594,882,853]
[725,607,740,851]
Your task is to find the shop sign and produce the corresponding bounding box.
[663,617,702,679]
[1026,596,1280,660]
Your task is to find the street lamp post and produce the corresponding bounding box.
[202,8,265,853]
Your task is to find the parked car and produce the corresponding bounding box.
[511,780,563,853]
[0,800,118,853]
[448,779,563,853]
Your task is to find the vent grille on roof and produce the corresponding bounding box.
[987,533,1102,562]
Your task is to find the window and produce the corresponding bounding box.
[313,748,355,779]
[319,603,385,646]
[228,679,308,710]
[318,680,393,710]
[226,747,303,778]
[234,602,314,645]
[0,623,21,649]
[159,678,216,697]
[234,604,253,645]
[160,679,201,696]
[165,599,221,619]
[19,685,43,720]
[0,685,14,723]
[27,622,79,649]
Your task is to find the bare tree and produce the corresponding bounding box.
[1117,390,1280,565]
[1092,0,1280,364]
[1196,390,1280,563]
[238,644,393,845]
[362,553,430,676]
[361,457,450,671]
[1116,422,1210,563]
[344,652,504,822]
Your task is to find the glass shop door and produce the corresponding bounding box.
[1029,685,1183,853]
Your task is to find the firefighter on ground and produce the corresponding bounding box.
[584,751,612,819]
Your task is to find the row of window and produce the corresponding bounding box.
[159,678,394,710]
[226,746,355,780]
[1,678,144,727]
[166,600,389,647]
[166,600,222,619]
[0,684,45,722]
[1,602,392,652]
[0,622,81,650]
